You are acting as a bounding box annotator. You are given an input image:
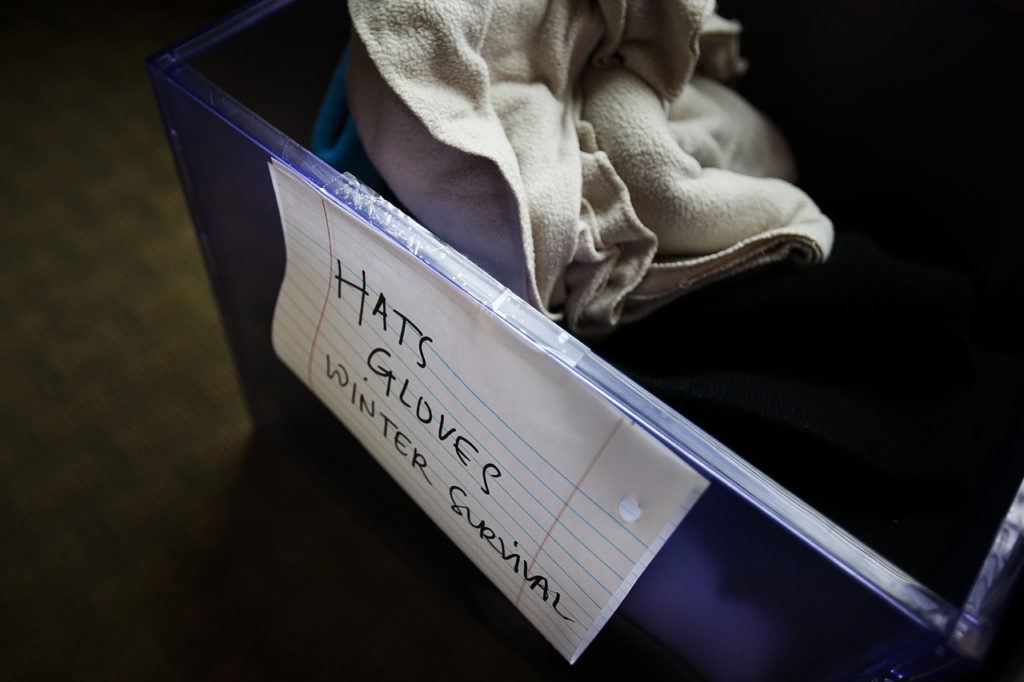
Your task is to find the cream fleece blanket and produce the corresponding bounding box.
[347,0,833,336]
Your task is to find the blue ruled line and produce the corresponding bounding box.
[274,245,615,613]
[283,227,633,580]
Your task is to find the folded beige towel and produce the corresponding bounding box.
[347,0,833,336]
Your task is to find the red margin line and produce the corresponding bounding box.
[306,199,334,385]
[515,418,626,607]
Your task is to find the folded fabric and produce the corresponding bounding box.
[345,0,833,335]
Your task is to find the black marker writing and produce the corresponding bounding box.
[367,347,479,468]
[336,261,433,368]
[449,485,575,623]
[325,353,431,485]
[480,463,501,496]
[335,263,368,327]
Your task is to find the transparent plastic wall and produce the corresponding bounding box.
[148,0,1024,678]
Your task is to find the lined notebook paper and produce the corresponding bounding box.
[268,160,709,662]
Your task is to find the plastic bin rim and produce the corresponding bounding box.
[145,0,1024,659]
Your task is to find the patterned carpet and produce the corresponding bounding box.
[2,2,1023,681]
[0,2,251,679]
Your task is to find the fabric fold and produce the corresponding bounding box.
[346,0,833,336]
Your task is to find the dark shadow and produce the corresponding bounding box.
[148,424,703,681]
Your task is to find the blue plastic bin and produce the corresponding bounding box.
[147,1,1024,679]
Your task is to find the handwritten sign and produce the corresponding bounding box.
[268,160,708,662]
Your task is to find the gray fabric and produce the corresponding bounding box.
[347,0,833,336]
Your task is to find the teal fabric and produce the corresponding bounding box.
[312,46,386,192]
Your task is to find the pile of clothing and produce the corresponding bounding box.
[318,0,832,336]
[314,0,1024,596]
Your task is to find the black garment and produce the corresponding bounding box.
[596,231,1024,601]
